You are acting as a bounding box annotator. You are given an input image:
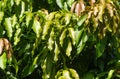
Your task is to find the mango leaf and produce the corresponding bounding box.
[56,0,64,9]
[106,69,115,79]
[0,53,7,70]
[69,68,79,79]
[77,14,87,27]
[68,28,75,45]
[96,38,106,58]
[42,21,52,40]
[66,40,72,57]
[12,14,17,28]
[65,13,71,25]
[11,55,19,74]
[14,26,21,45]
[48,28,54,51]
[75,28,84,45]
[67,0,74,7]
[22,47,48,77]
[60,29,67,46]
[4,18,13,39]
[22,53,40,77]
[42,53,54,79]
[26,12,33,27]
[0,12,4,22]
[32,18,41,37]
[77,31,88,55]
[54,42,60,62]
[63,2,68,10]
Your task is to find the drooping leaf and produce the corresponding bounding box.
[0,53,7,70]
[60,29,67,46]
[32,18,41,37]
[26,12,33,27]
[77,31,88,55]
[68,28,75,45]
[77,14,87,27]
[96,38,106,58]
[75,28,84,45]
[66,40,72,57]
[54,42,60,62]
[4,18,13,39]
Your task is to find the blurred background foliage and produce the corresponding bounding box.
[0,0,120,79]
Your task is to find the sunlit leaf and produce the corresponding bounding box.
[32,18,41,37]
[77,32,88,55]
[77,14,87,27]
[56,0,64,9]
[67,0,74,7]
[54,42,60,62]
[0,12,4,22]
[26,12,33,27]
[66,40,72,57]
[4,18,13,39]
[0,53,7,70]
[60,29,67,46]
[106,69,115,79]
[68,28,75,45]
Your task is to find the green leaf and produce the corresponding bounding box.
[65,13,72,25]
[75,28,84,45]
[0,12,4,22]
[4,18,13,39]
[77,31,88,55]
[96,38,106,58]
[54,42,60,62]
[60,29,67,46]
[56,0,64,9]
[77,14,87,27]
[66,40,72,57]
[42,21,52,40]
[68,28,75,45]
[0,53,7,70]
[48,28,54,51]
[32,18,41,37]
[106,70,115,79]
[69,68,79,79]
[12,55,19,74]
[67,0,74,7]
[26,12,33,27]
[63,2,68,10]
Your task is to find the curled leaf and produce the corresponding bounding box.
[3,38,12,59]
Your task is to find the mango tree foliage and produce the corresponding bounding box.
[0,0,120,79]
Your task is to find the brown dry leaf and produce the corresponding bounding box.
[3,38,13,59]
[0,38,4,55]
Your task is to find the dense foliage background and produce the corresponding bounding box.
[0,0,120,79]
